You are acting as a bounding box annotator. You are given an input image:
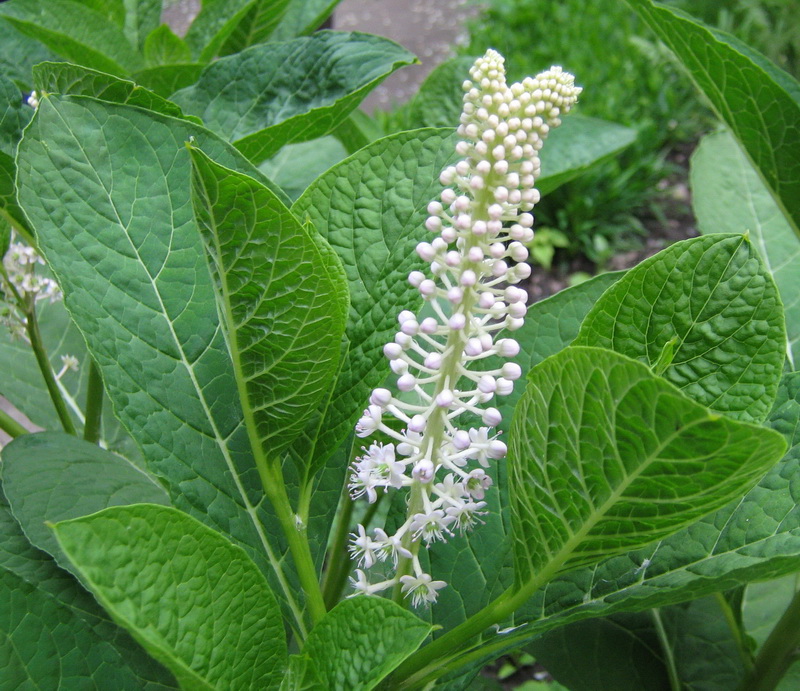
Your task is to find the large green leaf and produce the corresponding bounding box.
[691,130,800,369]
[304,598,431,690]
[172,31,417,163]
[536,116,638,195]
[428,272,624,631]
[575,234,786,423]
[188,146,348,465]
[270,0,340,40]
[626,0,800,240]
[291,128,458,469]
[441,370,800,679]
[53,503,287,691]
[0,490,177,690]
[32,62,195,122]
[220,0,292,54]
[0,0,143,76]
[15,94,293,601]
[510,346,786,585]
[2,431,169,577]
[183,0,258,62]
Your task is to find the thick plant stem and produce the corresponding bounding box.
[259,460,327,626]
[26,305,76,436]
[82,359,104,444]
[738,587,800,691]
[0,405,28,438]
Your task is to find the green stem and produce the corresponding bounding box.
[82,359,104,444]
[651,608,681,691]
[714,592,754,675]
[258,460,327,626]
[323,490,386,609]
[26,303,76,436]
[738,587,800,691]
[321,485,354,608]
[390,584,530,688]
[0,404,28,438]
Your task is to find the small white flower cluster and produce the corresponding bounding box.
[3,239,62,303]
[1,235,63,339]
[348,50,580,607]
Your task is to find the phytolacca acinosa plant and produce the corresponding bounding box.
[348,50,581,607]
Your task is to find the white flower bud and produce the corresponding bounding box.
[482,407,502,426]
[497,338,520,357]
[370,388,393,407]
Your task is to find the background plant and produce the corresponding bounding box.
[0,1,798,690]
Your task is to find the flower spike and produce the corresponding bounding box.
[348,50,581,606]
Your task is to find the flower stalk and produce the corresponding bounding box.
[347,50,581,606]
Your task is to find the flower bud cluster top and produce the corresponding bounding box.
[348,50,580,607]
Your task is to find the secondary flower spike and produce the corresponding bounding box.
[348,50,581,605]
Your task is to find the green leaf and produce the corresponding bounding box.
[16,95,294,598]
[331,109,384,155]
[69,0,125,26]
[0,489,178,690]
[691,130,800,369]
[575,234,786,423]
[743,574,800,651]
[407,56,476,129]
[449,370,800,673]
[270,0,340,40]
[259,135,348,201]
[188,146,348,463]
[220,0,292,54]
[291,128,458,470]
[172,31,417,163]
[122,0,162,50]
[0,74,30,156]
[0,0,143,76]
[0,149,32,238]
[659,596,748,691]
[509,346,786,586]
[2,431,169,577]
[429,273,624,631]
[184,0,258,62]
[625,0,800,241]
[143,24,192,67]
[53,504,287,691]
[132,63,205,99]
[303,597,431,690]
[537,115,638,195]
[33,62,195,122]
[0,17,57,90]
[526,611,670,691]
